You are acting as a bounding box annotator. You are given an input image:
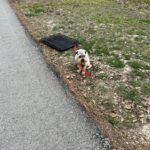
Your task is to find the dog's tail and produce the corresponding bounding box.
[73,43,78,51]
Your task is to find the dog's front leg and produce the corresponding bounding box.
[87,62,92,69]
[82,65,87,75]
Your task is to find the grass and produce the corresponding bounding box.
[23,0,150,67]
[142,54,150,62]
[96,72,109,80]
[107,57,125,68]
[117,86,140,102]
[67,64,77,72]
[141,84,150,96]
[140,19,150,24]
[135,0,150,4]
[23,4,45,16]
[20,0,150,134]
[102,101,115,110]
[121,112,133,128]
[129,80,141,87]
[130,69,146,78]
[128,60,150,71]
[128,61,142,69]
[106,115,120,126]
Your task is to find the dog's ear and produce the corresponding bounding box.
[75,51,78,55]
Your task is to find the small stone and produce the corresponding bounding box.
[139,114,144,118]
[133,119,137,123]
[66,75,70,79]
[140,118,144,123]
[124,104,132,110]
[88,87,91,90]
[83,93,87,98]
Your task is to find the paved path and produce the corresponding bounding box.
[0,0,111,149]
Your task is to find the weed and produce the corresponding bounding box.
[106,115,120,126]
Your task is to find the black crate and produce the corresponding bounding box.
[42,34,78,52]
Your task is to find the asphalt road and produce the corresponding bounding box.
[0,0,111,149]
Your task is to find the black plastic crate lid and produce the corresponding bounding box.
[42,34,78,52]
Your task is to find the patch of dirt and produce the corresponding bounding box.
[11,0,150,149]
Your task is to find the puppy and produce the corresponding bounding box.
[74,49,91,75]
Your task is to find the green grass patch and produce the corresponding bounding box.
[129,80,141,87]
[141,84,150,96]
[128,61,142,69]
[139,19,150,24]
[107,57,125,68]
[128,60,150,71]
[130,70,146,78]
[74,37,95,53]
[142,54,150,62]
[106,115,120,126]
[24,4,45,17]
[117,86,140,102]
[94,10,140,26]
[95,38,110,55]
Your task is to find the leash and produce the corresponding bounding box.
[80,65,92,78]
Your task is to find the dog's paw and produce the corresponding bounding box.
[87,64,92,69]
[82,71,85,76]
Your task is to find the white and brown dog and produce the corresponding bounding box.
[74,49,92,75]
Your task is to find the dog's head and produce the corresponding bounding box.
[75,49,89,64]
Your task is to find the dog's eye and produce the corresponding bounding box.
[75,51,78,55]
[79,56,82,58]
